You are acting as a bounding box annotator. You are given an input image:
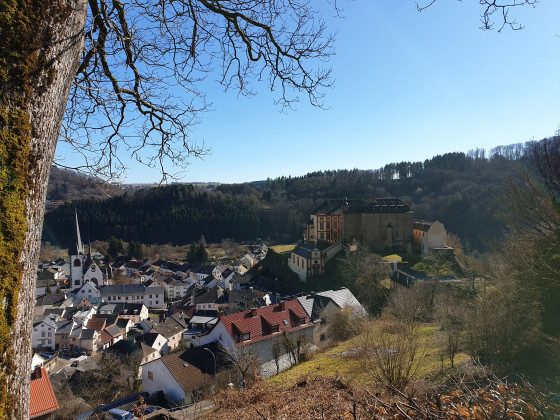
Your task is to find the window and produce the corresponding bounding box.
[300,318,306,325]
[155,301,159,305]
[242,332,250,341]
[319,222,324,230]
[149,294,152,298]
[320,333,326,341]
[272,325,279,333]
[126,297,129,301]
[396,231,399,237]
[73,258,81,267]
[41,332,45,337]
[148,371,153,381]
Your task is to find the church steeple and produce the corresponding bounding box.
[74,210,84,256]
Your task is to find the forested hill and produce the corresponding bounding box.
[44,143,529,252]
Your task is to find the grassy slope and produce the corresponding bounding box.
[269,322,470,388]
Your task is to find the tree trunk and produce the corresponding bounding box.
[0,0,87,417]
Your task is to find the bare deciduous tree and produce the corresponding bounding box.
[358,320,423,391]
[417,0,538,32]
[1,1,335,416]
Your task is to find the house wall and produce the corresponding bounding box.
[344,212,413,251]
[102,291,164,309]
[323,242,342,263]
[32,322,56,350]
[427,221,447,250]
[183,322,234,350]
[287,254,307,282]
[311,301,340,349]
[142,359,187,403]
[84,263,104,286]
[413,221,447,254]
[313,213,343,244]
[80,335,99,355]
[240,325,314,378]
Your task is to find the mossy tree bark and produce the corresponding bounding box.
[0,0,87,417]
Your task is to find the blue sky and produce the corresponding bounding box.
[56,1,560,184]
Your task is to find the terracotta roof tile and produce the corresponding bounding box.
[221,299,312,346]
[29,368,59,418]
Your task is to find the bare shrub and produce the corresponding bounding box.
[358,320,423,391]
[327,307,366,343]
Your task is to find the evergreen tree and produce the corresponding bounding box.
[196,242,208,264]
[187,242,198,264]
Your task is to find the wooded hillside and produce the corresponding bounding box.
[44,141,532,251]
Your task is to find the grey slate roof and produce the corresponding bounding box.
[34,317,58,329]
[81,329,97,340]
[55,320,74,335]
[121,303,144,315]
[297,287,367,319]
[292,244,317,259]
[105,324,122,337]
[36,293,67,307]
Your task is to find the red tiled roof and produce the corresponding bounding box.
[86,317,107,332]
[221,300,312,347]
[29,368,59,418]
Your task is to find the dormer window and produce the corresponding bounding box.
[272,325,279,333]
[300,318,306,325]
[242,332,250,341]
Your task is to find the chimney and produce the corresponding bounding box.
[279,301,285,311]
[250,308,258,317]
[34,367,42,379]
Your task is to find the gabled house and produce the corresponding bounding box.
[73,281,101,304]
[190,265,215,281]
[142,342,227,404]
[35,278,59,297]
[102,324,124,348]
[413,220,449,254]
[34,294,72,317]
[32,317,58,351]
[144,314,189,352]
[71,306,97,326]
[120,303,149,323]
[297,287,367,347]
[220,300,314,377]
[144,332,167,353]
[288,244,325,282]
[55,320,100,354]
[182,312,226,349]
[116,318,134,335]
